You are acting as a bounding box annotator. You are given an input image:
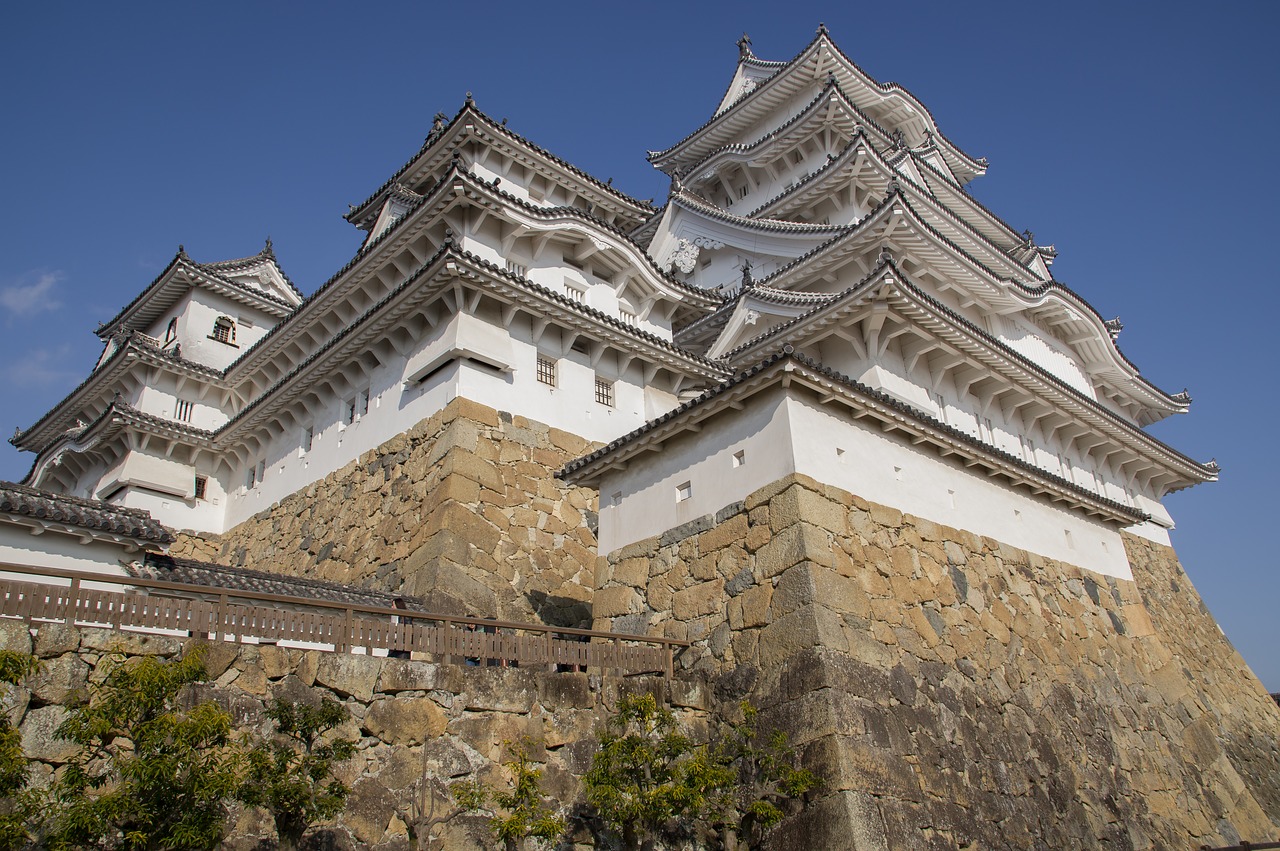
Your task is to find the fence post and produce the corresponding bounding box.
[545,629,554,671]
[64,578,80,626]
[665,642,674,679]
[219,593,230,643]
[341,608,353,653]
[612,636,622,677]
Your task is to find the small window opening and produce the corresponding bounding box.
[174,399,193,423]
[210,316,236,345]
[537,355,556,387]
[163,318,178,345]
[256,460,266,485]
[194,475,207,501]
[506,259,527,277]
[302,426,314,454]
[594,376,614,407]
[732,449,745,468]
[676,481,692,502]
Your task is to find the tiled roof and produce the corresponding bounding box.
[136,553,420,609]
[0,481,173,544]
[348,102,653,227]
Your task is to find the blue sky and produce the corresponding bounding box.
[2,2,1277,688]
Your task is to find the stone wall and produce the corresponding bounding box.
[173,399,600,627]
[596,473,1280,849]
[2,620,701,850]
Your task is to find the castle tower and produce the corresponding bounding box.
[565,28,1280,847]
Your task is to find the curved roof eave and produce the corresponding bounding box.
[348,102,654,228]
[649,31,985,181]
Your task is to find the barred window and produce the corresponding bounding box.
[506,259,527,277]
[210,316,236,344]
[536,355,556,387]
[302,426,314,454]
[594,376,614,407]
[175,399,193,423]
[194,475,207,501]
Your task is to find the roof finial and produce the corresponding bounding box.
[817,22,829,36]
[737,33,752,61]
[177,244,186,256]
[887,175,901,195]
[443,228,454,247]
[878,245,893,265]
[264,236,273,254]
[891,128,906,150]
[501,117,508,126]
[464,91,475,107]
[431,112,448,134]
[826,71,837,88]
[741,258,753,289]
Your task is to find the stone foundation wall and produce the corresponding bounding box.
[173,399,600,627]
[2,620,703,850]
[597,473,1280,849]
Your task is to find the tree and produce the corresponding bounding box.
[453,741,566,851]
[238,697,357,851]
[705,702,821,850]
[0,652,39,851]
[583,692,733,851]
[47,644,240,851]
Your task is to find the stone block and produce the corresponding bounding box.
[756,522,831,578]
[33,623,78,658]
[315,653,381,701]
[363,695,446,745]
[21,705,78,763]
[79,630,181,657]
[0,621,32,655]
[672,579,725,620]
[29,654,88,705]
[594,586,641,618]
[770,483,847,535]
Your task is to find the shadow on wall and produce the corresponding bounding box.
[525,589,592,629]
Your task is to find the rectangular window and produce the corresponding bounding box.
[246,466,256,490]
[344,399,357,426]
[676,481,692,502]
[175,399,193,423]
[302,426,314,454]
[594,376,614,407]
[564,282,586,303]
[619,309,637,326]
[256,460,266,484]
[194,475,207,501]
[933,392,947,423]
[505,260,527,277]
[359,389,370,417]
[732,449,745,468]
[536,355,556,387]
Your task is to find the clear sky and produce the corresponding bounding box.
[2,2,1277,688]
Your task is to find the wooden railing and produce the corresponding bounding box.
[0,564,687,677]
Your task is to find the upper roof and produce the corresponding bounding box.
[0,480,173,545]
[649,27,986,185]
[96,242,302,342]
[347,101,655,232]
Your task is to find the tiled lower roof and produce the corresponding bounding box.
[136,554,421,610]
[0,481,173,544]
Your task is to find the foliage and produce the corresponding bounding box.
[0,652,39,851]
[453,741,565,851]
[238,697,357,851]
[705,702,821,850]
[46,644,241,851]
[584,692,733,851]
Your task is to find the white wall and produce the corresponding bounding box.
[596,388,1159,581]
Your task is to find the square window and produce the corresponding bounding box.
[732,449,745,468]
[536,355,556,387]
[594,376,614,407]
[675,481,692,502]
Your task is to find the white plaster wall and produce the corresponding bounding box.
[178,290,276,372]
[596,388,1144,581]
[0,524,136,581]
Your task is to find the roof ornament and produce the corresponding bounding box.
[816,22,829,35]
[1206,457,1220,472]
[890,128,906,150]
[826,71,837,88]
[1172,388,1192,404]
[177,244,187,257]
[1021,229,1035,246]
[740,258,754,290]
[737,33,753,60]
[431,112,448,135]
[878,245,894,265]
[443,228,454,247]
[501,117,508,126]
[670,172,685,194]
[1104,317,1124,340]
[11,427,19,442]
[465,91,475,106]
[264,236,274,255]
[887,175,901,196]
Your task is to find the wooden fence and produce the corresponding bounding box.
[0,564,687,677]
